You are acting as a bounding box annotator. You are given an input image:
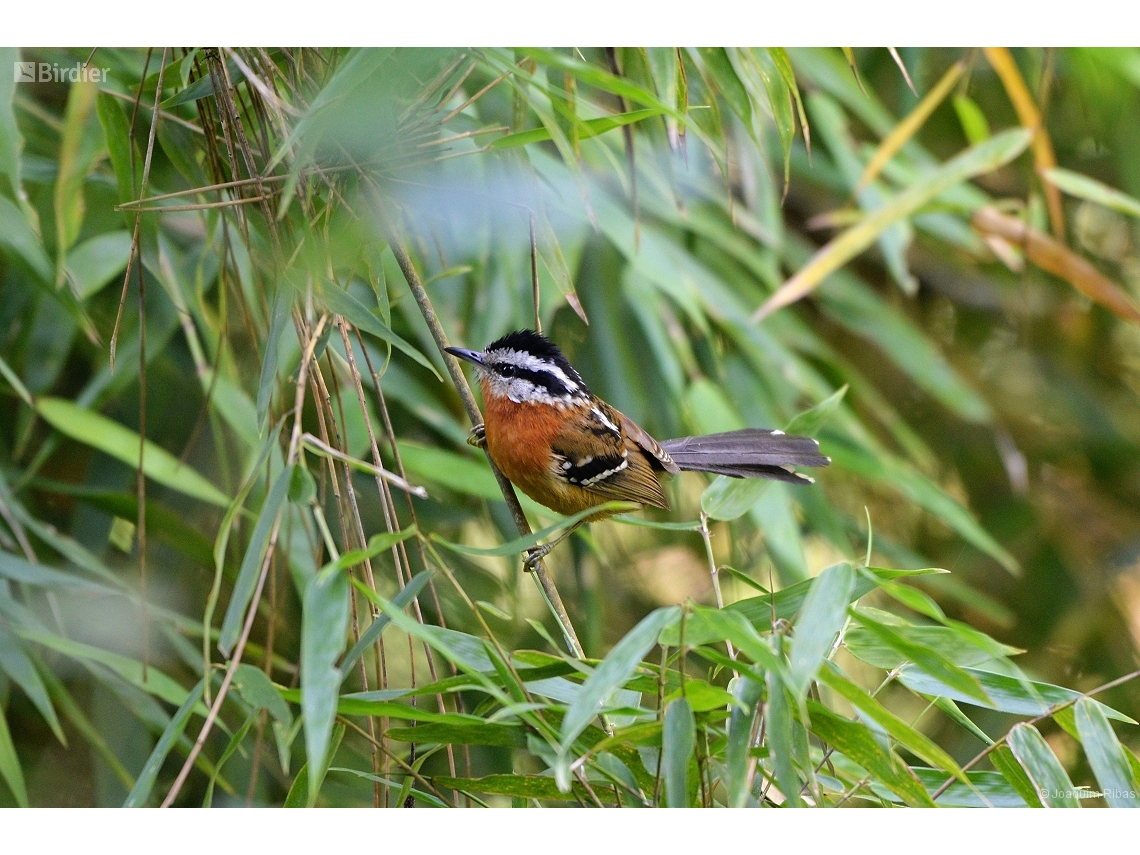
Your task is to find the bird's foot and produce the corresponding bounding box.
[467,423,487,449]
[523,543,552,572]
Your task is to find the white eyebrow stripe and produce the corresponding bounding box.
[493,348,581,392]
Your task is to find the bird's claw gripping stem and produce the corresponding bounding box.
[468,423,487,449]
[523,544,551,572]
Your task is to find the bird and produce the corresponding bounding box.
[445,329,830,568]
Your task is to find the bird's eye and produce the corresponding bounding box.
[498,364,516,377]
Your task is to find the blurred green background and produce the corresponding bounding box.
[1,47,1138,807]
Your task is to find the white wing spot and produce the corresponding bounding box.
[582,458,629,486]
[771,429,785,436]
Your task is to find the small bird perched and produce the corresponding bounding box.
[446,329,830,567]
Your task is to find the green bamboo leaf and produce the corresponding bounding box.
[386,722,526,748]
[1045,167,1140,219]
[662,697,696,808]
[123,678,205,807]
[879,767,1028,807]
[765,670,802,807]
[749,48,796,190]
[16,626,189,707]
[659,605,785,676]
[818,664,964,782]
[810,91,917,295]
[990,743,1045,807]
[301,560,350,806]
[700,475,771,522]
[95,90,143,220]
[161,55,243,108]
[232,664,292,728]
[205,421,281,676]
[787,562,855,698]
[729,566,942,628]
[31,479,214,569]
[934,696,995,746]
[432,774,614,804]
[1007,723,1081,808]
[559,606,681,752]
[339,568,433,679]
[808,700,936,806]
[1073,698,1139,807]
[370,595,497,674]
[53,80,104,272]
[754,128,1032,319]
[0,708,28,807]
[316,280,442,380]
[0,47,27,204]
[329,697,488,724]
[490,107,665,149]
[0,549,111,595]
[0,352,32,407]
[898,665,1134,723]
[0,623,64,744]
[203,711,258,807]
[34,397,229,508]
[283,764,309,808]
[0,192,52,282]
[767,48,809,153]
[856,613,990,704]
[726,676,764,808]
[826,436,1016,572]
[952,94,991,145]
[218,465,292,657]
[398,442,500,499]
[257,282,293,431]
[432,501,635,558]
[784,385,848,437]
[646,47,683,150]
[65,230,132,299]
[800,238,994,425]
[692,48,752,131]
[846,625,1019,671]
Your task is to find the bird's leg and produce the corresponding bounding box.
[523,520,587,572]
[467,423,487,449]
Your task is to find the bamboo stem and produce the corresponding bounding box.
[376,207,585,660]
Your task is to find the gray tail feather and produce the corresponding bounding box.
[660,429,830,485]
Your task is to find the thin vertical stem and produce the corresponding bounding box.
[375,205,584,659]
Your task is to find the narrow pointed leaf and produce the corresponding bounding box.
[123,678,205,807]
[754,128,1032,320]
[787,562,854,698]
[559,606,680,751]
[662,697,695,808]
[1007,723,1080,808]
[1074,698,1139,807]
[218,465,292,657]
[301,562,350,806]
[35,397,229,508]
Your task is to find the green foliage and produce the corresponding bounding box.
[0,46,1138,808]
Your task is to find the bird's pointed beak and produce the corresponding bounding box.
[444,346,484,367]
